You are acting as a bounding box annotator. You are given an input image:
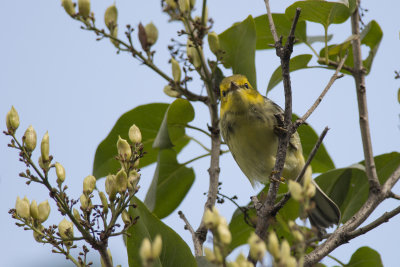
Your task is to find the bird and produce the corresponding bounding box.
[219,74,341,228]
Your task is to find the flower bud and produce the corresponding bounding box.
[105,174,117,201]
[78,0,90,18]
[117,136,132,159]
[144,22,158,46]
[288,180,303,202]
[152,235,162,258]
[61,0,75,16]
[73,208,81,221]
[128,170,140,191]
[171,58,181,82]
[15,196,30,219]
[104,4,118,30]
[140,238,152,263]
[121,209,131,225]
[37,200,50,223]
[178,0,190,12]
[187,40,202,68]
[235,253,253,267]
[58,218,74,239]
[165,0,177,9]
[41,131,50,162]
[38,156,45,170]
[217,224,232,244]
[23,125,37,151]
[204,247,215,262]
[33,225,44,243]
[116,169,128,193]
[80,194,92,210]
[305,183,316,198]
[248,232,266,261]
[208,32,220,55]
[163,85,181,98]
[286,256,297,267]
[6,106,19,132]
[203,207,219,228]
[83,175,96,194]
[280,240,291,260]
[99,191,109,214]
[30,200,39,220]
[55,162,66,185]
[292,230,304,243]
[128,124,142,144]
[268,231,280,260]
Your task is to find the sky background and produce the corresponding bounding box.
[1,0,400,266]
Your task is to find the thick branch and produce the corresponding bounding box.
[350,0,380,192]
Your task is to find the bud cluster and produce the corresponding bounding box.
[139,235,163,266]
[288,173,316,204]
[268,231,298,267]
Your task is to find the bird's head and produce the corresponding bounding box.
[219,74,263,116]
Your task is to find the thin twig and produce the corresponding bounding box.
[272,127,330,214]
[178,211,202,255]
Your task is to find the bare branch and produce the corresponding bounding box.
[178,211,202,256]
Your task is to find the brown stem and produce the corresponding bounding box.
[179,211,202,255]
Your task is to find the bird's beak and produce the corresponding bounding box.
[230,81,239,92]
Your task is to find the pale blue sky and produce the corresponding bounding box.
[1,1,400,266]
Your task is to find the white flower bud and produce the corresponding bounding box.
[144,22,158,46]
[121,209,131,225]
[292,230,304,243]
[217,224,232,244]
[80,194,90,210]
[99,191,109,214]
[171,58,181,82]
[140,238,152,263]
[58,218,74,239]
[268,231,280,260]
[152,235,162,258]
[23,125,37,151]
[187,40,202,68]
[73,208,81,221]
[61,0,75,17]
[6,106,20,132]
[104,4,118,30]
[116,169,128,193]
[33,225,44,243]
[40,131,50,162]
[38,200,50,223]
[163,85,181,98]
[165,0,177,9]
[286,256,297,267]
[248,232,266,261]
[78,0,90,18]
[129,124,142,144]
[305,182,316,198]
[128,170,140,191]
[55,162,66,185]
[280,240,291,260]
[15,196,30,219]
[105,174,117,201]
[83,175,96,194]
[208,32,220,55]
[204,247,215,262]
[288,180,303,202]
[30,200,39,220]
[203,207,219,228]
[178,0,190,12]
[117,136,132,159]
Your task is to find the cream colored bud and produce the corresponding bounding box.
[187,41,202,68]
[61,0,75,16]
[80,194,90,209]
[288,180,303,202]
[33,225,44,243]
[227,262,239,267]
[292,230,304,243]
[54,162,66,185]
[6,106,20,132]
[116,169,128,193]
[171,58,181,82]
[208,32,220,55]
[83,175,96,194]
[280,240,291,260]
[213,246,223,263]
[303,173,312,189]
[217,224,232,244]
[15,196,30,219]
[144,22,158,46]
[203,207,219,228]
[30,200,39,220]
[268,231,280,259]
[288,220,295,229]
[101,249,114,267]
[73,208,81,221]
[163,85,181,98]
[58,218,74,239]
[40,131,50,162]
[121,209,131,225]
[165,0,177,9]
[104,4,118,30]
[117,136,132,159]
[305,182,316,198]
[128,170,140,191]
[110,27,119,48]
[248,232,266,261]
[235,253,253,267]
[78,0,90,17]
[204,247,215,262]
[286,256,297,267]
[152,235,162,258]
[23,125,37,151]
[105,174,117,201]
[99,191,109,214]
[178,0,190,12]
[38,156,45,170]
[128,124,142,144]
[140,238,152,263]
[37,200,50,222]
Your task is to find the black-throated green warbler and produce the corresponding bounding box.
[219,74,340,228]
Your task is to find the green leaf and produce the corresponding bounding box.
[153,99,195,149]
[219,15,257,89]
[254,14,307,50]
[127,197,197,267]
[347,247,383,267]
[93,103,169,179]
[294,114,335,173]
[319,20,383,75]
[144,148,195,219]
[285,0,354,29]
[267,54,313,93]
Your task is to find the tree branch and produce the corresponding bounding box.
[350,0,380,192]
[178,211,202,256]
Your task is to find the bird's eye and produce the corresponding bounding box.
[222,91,227,97]
[244,83,249,89]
